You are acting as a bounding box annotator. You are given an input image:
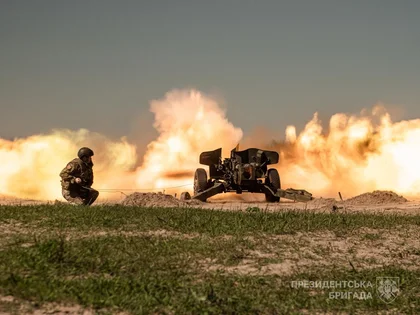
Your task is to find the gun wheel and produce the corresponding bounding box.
[194,168,208,195]
[265,168,281,202]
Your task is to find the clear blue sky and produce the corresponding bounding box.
[1,0,419,147]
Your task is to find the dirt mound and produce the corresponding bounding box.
[120,192,202,207]
[345,190,408,205]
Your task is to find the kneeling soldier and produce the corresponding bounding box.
[59,147,99,206]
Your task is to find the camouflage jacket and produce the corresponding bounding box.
[59,158,94,190]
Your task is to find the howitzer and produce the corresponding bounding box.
[183,147,313,202]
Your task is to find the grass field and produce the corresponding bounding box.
[0,204,419,314]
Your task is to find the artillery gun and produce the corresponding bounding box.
[184,147,313,202]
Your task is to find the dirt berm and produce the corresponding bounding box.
[120,190,408,209]
[120,192,202,207]
[295,190,408,211]
[344,190,407,205]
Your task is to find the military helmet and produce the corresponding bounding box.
[77,147,94,159]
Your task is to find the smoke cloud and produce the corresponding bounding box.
[1,89,420,202]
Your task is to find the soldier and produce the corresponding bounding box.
[59,147,99,206]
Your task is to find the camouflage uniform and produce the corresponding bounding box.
[59,158,99,205]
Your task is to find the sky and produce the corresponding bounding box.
[1,0,420,149]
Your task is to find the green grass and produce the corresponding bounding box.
[1,205,419,314]
[1,204,419,236]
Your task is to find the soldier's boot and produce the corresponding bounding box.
[85,189,99,206]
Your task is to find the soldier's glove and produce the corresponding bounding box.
[75,178,82,184]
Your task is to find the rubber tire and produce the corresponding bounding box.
[194,168,208,195]
[265,168,281,202]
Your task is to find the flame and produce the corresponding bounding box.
[134,89,243,192]
[1,88,420,202]
[0,89,242,201]
[0,129,137,200]
[273,104,420,198]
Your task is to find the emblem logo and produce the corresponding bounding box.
[376,277,400,303]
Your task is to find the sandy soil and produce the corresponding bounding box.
[0,294,127,315]
[1,190,420,215]
[199,225,420,276]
